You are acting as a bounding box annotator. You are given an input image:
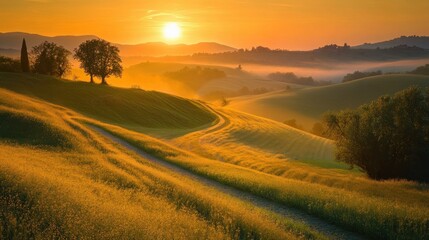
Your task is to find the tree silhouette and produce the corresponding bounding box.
[96,40,122,85]
[31,41,71,78]
[74,39,99,83]
[20,38,30,73]
[74,39,122,85]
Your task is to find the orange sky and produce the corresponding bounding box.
[1,0,428,50]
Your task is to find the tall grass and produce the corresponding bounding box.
[0,88,322,239]
[93,118,429,239]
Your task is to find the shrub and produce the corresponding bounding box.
[324,87,429,182]
[0,56,21,72]
[409,64,429,75]
[342,70,382,82]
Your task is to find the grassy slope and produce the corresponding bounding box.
[0,72,216,134]
[0,88,320,240]
[229,74,429,128]
[0,74,428,239]
[95,116,429,240]
[173,108,340,169]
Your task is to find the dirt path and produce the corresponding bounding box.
[90,126,365,240]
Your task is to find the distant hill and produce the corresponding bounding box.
[354,36,429,49]
[229,74,429,129]
[0,32,99,52]
[0,32,236,58]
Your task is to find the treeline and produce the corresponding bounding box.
[342,63,429,83]
[0,38,122,85]
[179,44,429,67]
[409,64,429,75]
[268,72,331,86]
[342,70,382,82]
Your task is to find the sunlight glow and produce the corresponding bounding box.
[163,22,181,40]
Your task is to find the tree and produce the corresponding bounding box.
[95,40,122,85]
[31,41,71,77]
[20,38,30,72]
[74,39,122,85]
[74,39,99,83]
[324,87,429,182]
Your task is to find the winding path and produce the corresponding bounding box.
[90,126,366,240]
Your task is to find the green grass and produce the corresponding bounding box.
[0,87,322,240]
[93,120,429,240]
[230,74,429,128]
[1,73,428,239]
[173,108,341,169]
[0,72,217,135]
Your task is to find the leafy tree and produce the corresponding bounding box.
[20,38,30,72]
[324,87,429,182]
[74,39,99,83]
[31,41,71,77]
[74,39,122,84]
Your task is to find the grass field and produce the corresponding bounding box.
[0,72,216,134]
[229,74,429,128]
[93,114,429,240]
[0,74,428,239]
[0,87,327,239]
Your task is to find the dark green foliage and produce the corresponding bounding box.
[342,70,382,82]
[20,38,30,73]
[165,66,226,90]
[74,39,122,85]
[324,87,429,182]
[268,72,315,85]
[0,56,20,72]
[409,64,429,75]
[31,41,71,77]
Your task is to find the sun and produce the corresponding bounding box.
[163,22,181,40]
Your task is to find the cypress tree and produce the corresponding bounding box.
[20,38,30,72]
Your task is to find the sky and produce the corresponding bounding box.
[1,0,428,50]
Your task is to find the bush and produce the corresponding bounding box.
[409,64,429,75]
[0,56,21,72]
[324,87,429,182]
[342,70,382,82]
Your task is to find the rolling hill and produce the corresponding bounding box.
[0,73,428,239]
[0,72,216,134]
[229,74,429,129]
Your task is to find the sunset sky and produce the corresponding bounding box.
[1,0,428,50]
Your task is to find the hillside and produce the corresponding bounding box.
[0,88,315,239]
[354,36,429,49]
[0,72,216,133]
[229,74,429,128]
[1,73,428,239]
